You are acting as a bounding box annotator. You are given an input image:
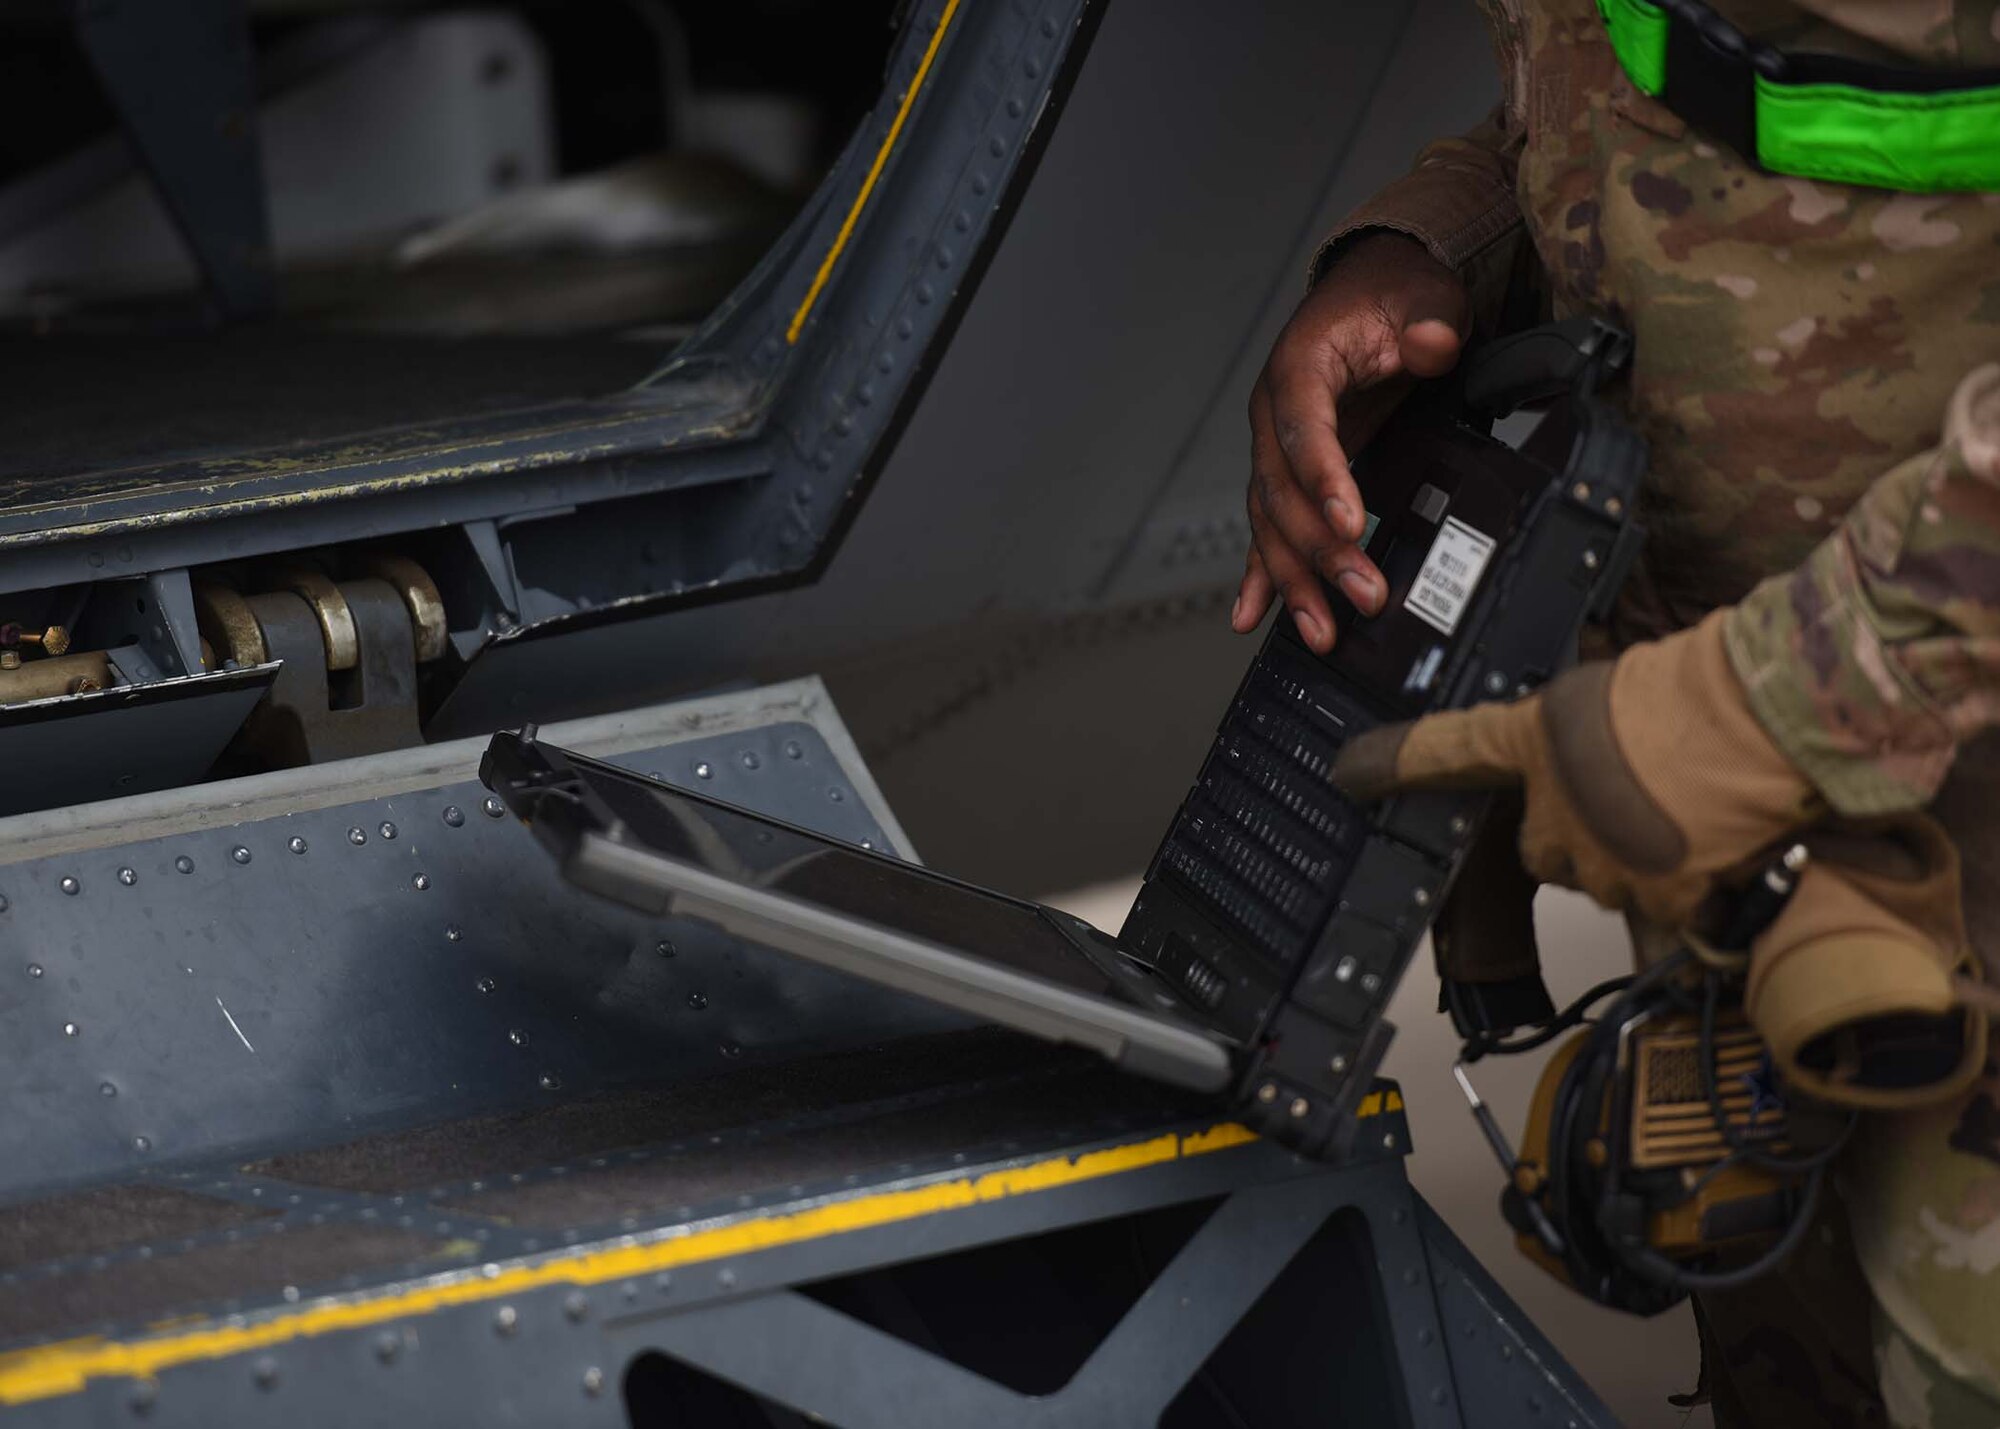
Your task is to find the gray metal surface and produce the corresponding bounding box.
[0,1087,1621,1429]
[0,677,948,1198]
[1422,1203,1624,1429]
[0,664,274,816]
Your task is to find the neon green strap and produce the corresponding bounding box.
[1597,0,2000,193]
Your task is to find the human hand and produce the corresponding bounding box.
[1235,232,1468,653]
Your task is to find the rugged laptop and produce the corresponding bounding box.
[482,320,1644,1158]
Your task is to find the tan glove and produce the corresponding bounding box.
[1331,609,1821,927]
[1747,816,1986,1109]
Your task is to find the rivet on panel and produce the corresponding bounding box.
[442,806,465,827]
[59,876,79,895]
[446,926,462,943]
[62,1021,78,1037]
[117,867,137,886]
[656,940,675,958]
[175,856,194,874]
[686,992,708,1011]
[288,837,308,855]
[26,964,42,978]
[379,822,397,840]
[582,1366,605,1397]
[493,1305,517,1336]
[539,1072,562,1091]
[483,797,505,818]
[412,874,430,891]
[231,846,251,865]
[475,976,496,994]
[508,1028,529,1046]
[784,740,803,760]
[694,762,713,780]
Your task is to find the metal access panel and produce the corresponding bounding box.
[0,677,953,1198]
[0,1069,1621,1428]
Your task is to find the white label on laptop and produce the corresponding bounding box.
[1404,516,1496,636]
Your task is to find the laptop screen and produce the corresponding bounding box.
[570,757,1125,998]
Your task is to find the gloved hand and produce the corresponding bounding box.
[1330,609,1821,928]
[1748,817,1986,1109]
[1331,608,1988,1107]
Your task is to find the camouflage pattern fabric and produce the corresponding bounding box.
[1315,3,2000,1424]
[1728,366,2000,815]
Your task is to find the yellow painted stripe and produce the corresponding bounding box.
[1357,1089,1404,1118]
[784,0,962,344]
[0,1120,1257,1406]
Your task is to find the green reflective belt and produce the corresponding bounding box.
[1598,0,2000,192]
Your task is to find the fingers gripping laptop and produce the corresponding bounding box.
[480,319,1644,1160]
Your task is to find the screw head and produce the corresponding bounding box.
[582,1366,605,1397]
[230,846,252,865]
[288,836,307,855]
[493,1305,517,1336]
[483,796,505,818]
[1288,1097,1310,1119]
[1329,1054,1348,1074]
[1256,1082,1278,1104]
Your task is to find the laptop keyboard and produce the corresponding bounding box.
[1153,647,1368,976]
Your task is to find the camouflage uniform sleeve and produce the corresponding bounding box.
[1305,106,1528,340]
[1725,364,2000,817]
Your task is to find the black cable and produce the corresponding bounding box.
[1459,972,1635,1064]
[1623,1163,1828,1294]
